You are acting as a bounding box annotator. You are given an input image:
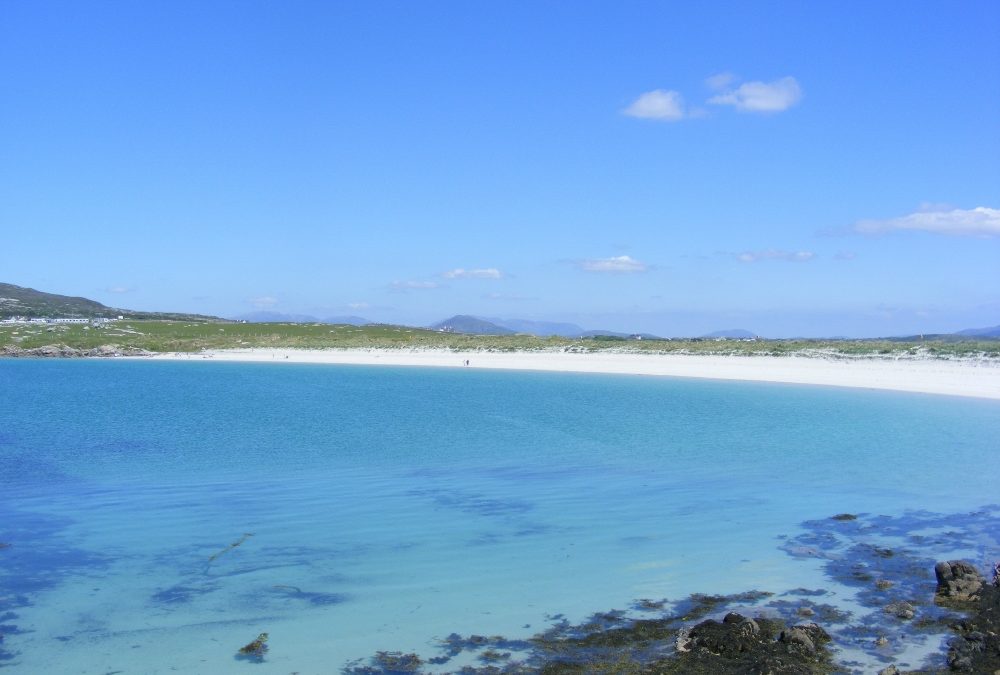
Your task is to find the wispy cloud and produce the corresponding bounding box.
[250,295,278,308]
[622,90,685,121]
[736,250,815,263]
[579,255,648,273]
[105,285,132,294]
[626,74,801,122]
[709,76,802,113]
[705,72,737,91]
[389,280,442,291]
[854,206,1000,237]
[833,251,857,261]
[442,267,503,279]
[348,302,370,310]
[483,292,533,301]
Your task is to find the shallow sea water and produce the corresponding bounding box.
[1,359,999,673]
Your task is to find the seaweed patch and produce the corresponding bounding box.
[236,632,268,662]
[150,581,221,605]
[208,533,254,564]
[270,584,348,606]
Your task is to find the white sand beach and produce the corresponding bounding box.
[145,349,1000,400]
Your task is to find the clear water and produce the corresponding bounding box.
[1,359,999,673]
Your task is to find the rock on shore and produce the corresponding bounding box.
[935,560,984,604]
[1,344,152,358]
[934,562,1000,673]
[669,612,834,673]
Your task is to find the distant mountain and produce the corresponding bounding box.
[430,315,515,335]
[955,325,1000,338]
[579,329,630,338]
[701,329,757,339]
[236,311,321,323]
[429,315,663,338]
[235,312,370,325]
[487,318,586,337]
[580,330,664,340]
[0,282,220,321]
[324,315,370,326]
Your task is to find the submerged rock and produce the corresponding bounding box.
[884,601,916,620]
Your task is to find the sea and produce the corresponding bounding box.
[1,358,999,673]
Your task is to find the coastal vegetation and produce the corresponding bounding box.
[1,320,998,359]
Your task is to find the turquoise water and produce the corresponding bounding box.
[1,359,999,673]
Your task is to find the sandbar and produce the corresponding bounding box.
[143,348,1000,400]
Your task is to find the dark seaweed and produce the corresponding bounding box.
[269,584,348,606]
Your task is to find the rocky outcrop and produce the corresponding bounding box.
[1,344,152,358]
[945,582,1000,672]
[917,559,1000,673]
[671,612,833,673]
[936,560,984,604]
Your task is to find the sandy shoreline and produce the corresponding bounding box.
[142,348,1000,400]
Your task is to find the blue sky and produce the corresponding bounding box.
[1,1,998,337]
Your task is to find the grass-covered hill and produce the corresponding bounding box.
[0,283,220,322]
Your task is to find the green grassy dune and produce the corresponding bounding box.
[2,320,998,359]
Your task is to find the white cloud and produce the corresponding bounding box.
[442,267,503,279]
[709,76,802,113]
[579,255,648,273]
[389,280,441,290]
[250,295,278,308]
[623,89,685,121]
[737,250,815,263]
[833,251,857,261]
[854,206,1000,237]
[105,285,132,293]
[348,302,370,310]
[483,292,532,301]
[705,72,737,91]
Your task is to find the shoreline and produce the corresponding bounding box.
[141,348,1000,400]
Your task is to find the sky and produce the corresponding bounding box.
[1,1,998,337]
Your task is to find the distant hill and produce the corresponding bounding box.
[430,315,515,335]
[430,315,663,338]
[955,325,1000,338]
[324,315,370,326]
[579,330,664,340]
[0,282,220,321]
[701,329,757,339]
[235,311,371,325]
[487,318,586,337]
[236,311,321,323]
[0,282,112,318]
[579,329,629,338]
